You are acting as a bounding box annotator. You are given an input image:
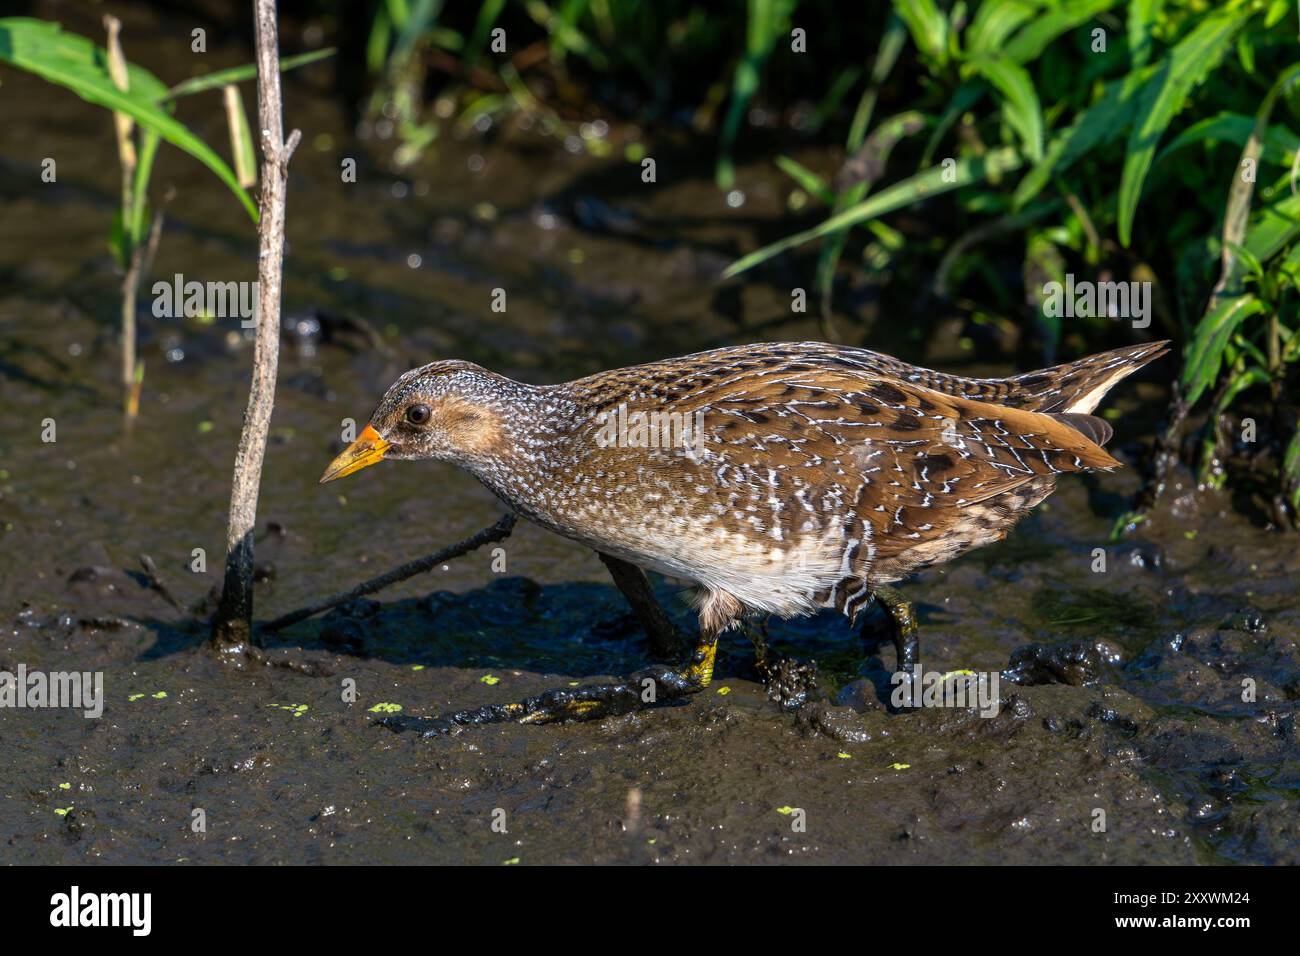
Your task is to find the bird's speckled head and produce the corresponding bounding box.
[319,360,516,483]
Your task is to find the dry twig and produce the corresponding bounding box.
[211,0,301,649]
[262,514,517,633]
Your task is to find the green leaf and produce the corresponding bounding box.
[1281,241,1300,285]
[1243,192,1300,264]
[1229,331,1269,370]
[1117,10,1246,246]
[724,146,1023,277]
[920,81,984,167]
[1153,112,1300,169]
[1236,30,1255,75]
[128,127,161,245]
[0,17,257,222]
[1224,240,1264,280]
[1002,0,1121,64]
[892,0,948,66]
[366,6,392,74]
[965,0,1038,57]
[1179,294,1265,405]
[1213,364,1270,415]
[774,156,836,205]
[969,56,1044,161]
[1265,0,1291,29]
[162,47,336,100]
[1127,0,1163,68]
[1013,67,1152,208]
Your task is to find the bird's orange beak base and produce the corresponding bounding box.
[319,424,390,484]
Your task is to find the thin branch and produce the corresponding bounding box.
[103,14,139,415]
[121,240,144,418]
[139,554,182,611]
[262,513,517,633]
[211,0,299,650]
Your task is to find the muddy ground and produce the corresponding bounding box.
[1,1,1298,865]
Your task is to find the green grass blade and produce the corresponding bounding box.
[1117,9,1246,246]
[1245,193,1300,263]
[0,17,257,222]
[366,6,392,74]
[162,48,336,100]
[1128,0,1163,68]
[774,156,836,205]
[1153,112,1300,169]
[891,0,948,66]
[969,55,1044,161]
[1179,293,1264,405]
[921,81,984,166]
[724,146,1023,278]
[524,0,606,68]
[1003,0,1121,64]
[966,0,1038,57]
[1012,65,1154,208]
[128,127,161,245]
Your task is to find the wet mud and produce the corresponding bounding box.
[1,1,1297,865]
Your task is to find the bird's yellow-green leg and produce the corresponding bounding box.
[597,551,686,659]
[684,636,718,686]
[379,633,720,739]
[870,583,919,675]
[740,617,771,669]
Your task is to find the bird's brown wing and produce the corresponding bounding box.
[677,368,1118,542]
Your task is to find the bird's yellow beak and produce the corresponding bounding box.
[319,424,391,483]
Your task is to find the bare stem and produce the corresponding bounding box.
[211,0,301,650]
[121,245,143,419]
[104,14,139,415]
[262,514,517,634]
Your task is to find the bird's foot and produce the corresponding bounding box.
[862,584,920,677]
[739,617,818,712]
[379,640,718,738]
[755,655,818,712]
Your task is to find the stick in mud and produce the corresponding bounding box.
[103,14,141,417]
[139,554,182,611]
[262,513,517,633]
[211,0,301,650]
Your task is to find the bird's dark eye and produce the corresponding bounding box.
[406,403,431,425]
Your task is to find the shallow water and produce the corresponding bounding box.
[1,0,1297,865]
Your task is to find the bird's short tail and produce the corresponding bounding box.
[1006,341,1170,416]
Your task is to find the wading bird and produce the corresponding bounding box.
[321,340,1167,735]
